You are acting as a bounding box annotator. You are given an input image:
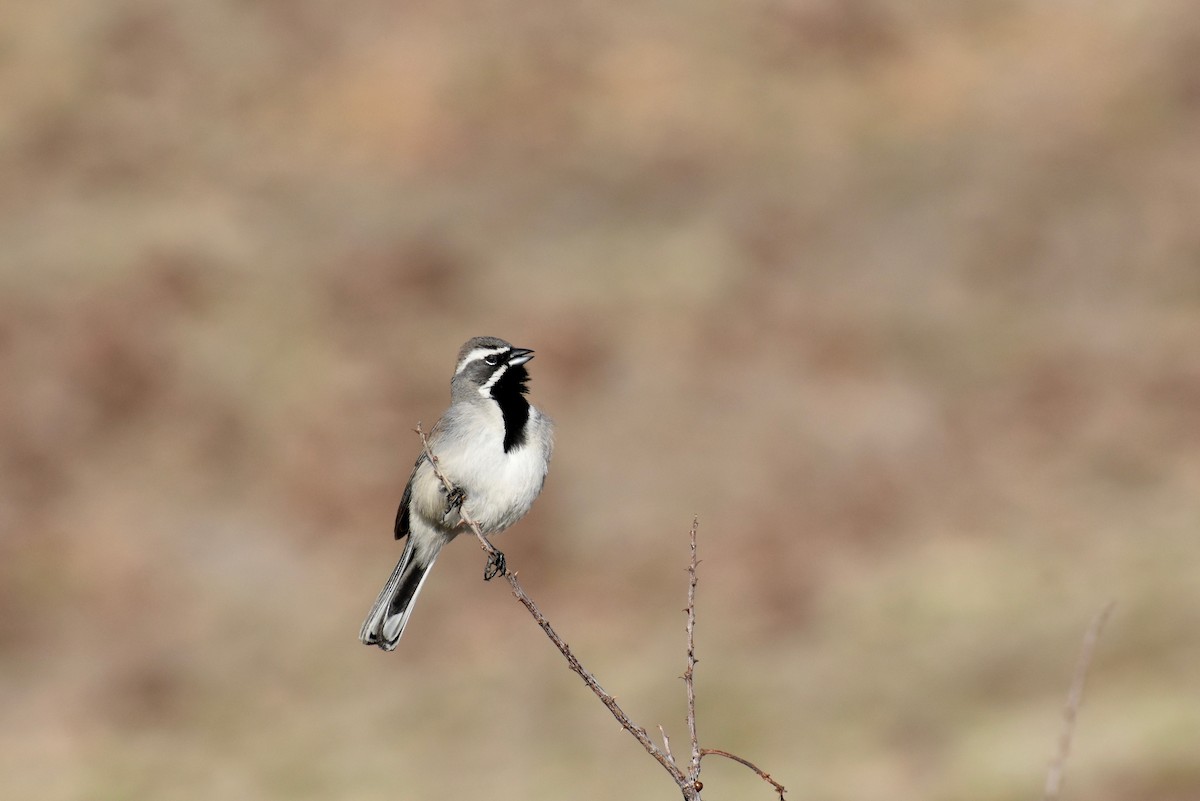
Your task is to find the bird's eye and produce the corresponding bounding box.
[483,354,501,366]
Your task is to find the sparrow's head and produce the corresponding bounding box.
[451,336,535,401]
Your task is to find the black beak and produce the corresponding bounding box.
[507,348,534,367]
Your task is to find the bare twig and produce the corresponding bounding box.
[684,516,702,784]
[502,565,690,789]
[701,748,788,800]
[1043,601,1115,801]
[414,427,784,800]
[414,425,694,796]
[659,724,677,767]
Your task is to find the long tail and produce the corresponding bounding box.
[359,538,442,650]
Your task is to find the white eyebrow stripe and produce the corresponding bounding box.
[478,363,508,397]
[455,346,509,375]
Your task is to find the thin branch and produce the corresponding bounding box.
[684,516,702,784]
[504,566,690,789]
[414,426,782,799]
[414,425,693,796]
[659,725,677,767]
[700,748,787,800]
[1043,601,1116,801]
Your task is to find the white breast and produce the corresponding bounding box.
[412,403,552,535]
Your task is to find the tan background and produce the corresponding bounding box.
[3,1,1199,799]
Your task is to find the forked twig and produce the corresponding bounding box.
[1043,601,1115,801]
[413,425,783,800]
[415,425,692,793]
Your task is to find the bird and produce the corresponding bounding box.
[359,336,554,651]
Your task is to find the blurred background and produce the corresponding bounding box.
[2,1,1199,799]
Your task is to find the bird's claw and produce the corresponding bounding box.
[484,550,507,581]
[441,486,465,525]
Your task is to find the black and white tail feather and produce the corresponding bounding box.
[360,337,553,651]
[359,538,438,646]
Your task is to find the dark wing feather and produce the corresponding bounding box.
[395,417,445,540]
[393,451,427,541]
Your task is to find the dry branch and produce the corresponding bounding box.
[413,425,784,801]
[1043,601,1115,801]
[684,516,702,785]
[700,748,788,800]
[415,425,692,794]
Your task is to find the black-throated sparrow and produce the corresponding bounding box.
[360,336,554,650]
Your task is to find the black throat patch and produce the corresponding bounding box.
[490,364,531,453]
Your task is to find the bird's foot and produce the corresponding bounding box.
[441,486,466,525]
[484,550,507,581]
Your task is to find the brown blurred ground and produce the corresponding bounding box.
[2,1,1199,799]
